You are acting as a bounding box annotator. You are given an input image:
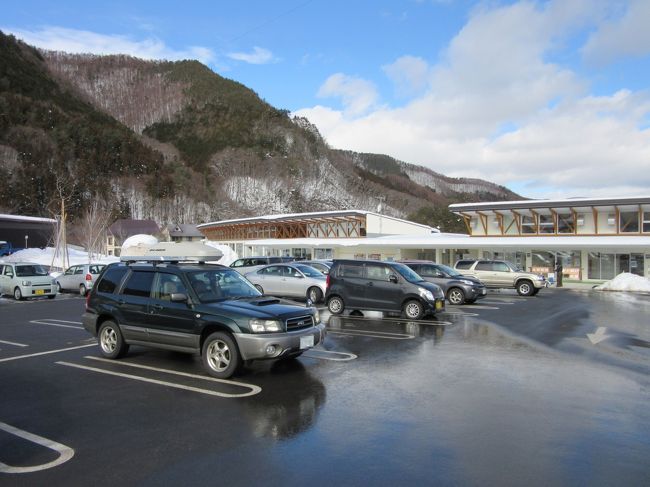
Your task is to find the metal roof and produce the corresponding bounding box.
[449,196,650,213]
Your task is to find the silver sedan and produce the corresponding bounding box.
[245,263,327,303]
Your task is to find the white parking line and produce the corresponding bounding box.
[339,315,451,326]
[0,344,96,363]
[0,421,74,474]
[440,311,480,317]
[0,339,28,347]
[302,349,357,361]
[328,329,415,340]
[56,356,261,398]
[29,320,84,330]
[457,305,499,310]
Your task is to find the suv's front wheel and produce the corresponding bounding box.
[516,280,534,296]
[202,331,241,379]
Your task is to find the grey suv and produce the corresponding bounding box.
[325,259,445,319]
[454,259,546,296]
[401,261,487,305]
[83,261,325,379]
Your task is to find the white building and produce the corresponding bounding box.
[197,198,650,283]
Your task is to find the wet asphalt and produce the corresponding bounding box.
[0,289,649,486]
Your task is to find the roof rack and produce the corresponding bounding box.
[120,242,223,263]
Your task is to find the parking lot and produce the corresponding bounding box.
[1,289,649,486]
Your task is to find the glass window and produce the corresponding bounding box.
[521,215,536,234]
[493,262,511,272]
[74,267,84,275]
[475,261,493,271]
[538,214,555,234]
[97,267,128,294]
[64,266,76,275]
[643,211,650,233]
[153,273,187,301]
[455,260,474,270]
[366,264,392,281]
[294,264,324,278]
[557,213,575,234]
[122,271,154,298]
[338,264,363,278]
[16,265,48,277]
[188,269,260,303]
[619,211,639,233]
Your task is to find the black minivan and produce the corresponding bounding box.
[325,259,445,319]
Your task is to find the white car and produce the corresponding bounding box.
[0,262,57,300]
[245,263,327,303]
[56,263,106,296]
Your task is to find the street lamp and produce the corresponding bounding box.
[25,235,28,249]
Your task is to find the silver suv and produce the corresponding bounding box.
[454,259,546,296]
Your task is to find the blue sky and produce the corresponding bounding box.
[4,0,650,199]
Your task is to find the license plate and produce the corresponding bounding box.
[435,300,443,310]
[300,335,314,349]
[35,289,44,295]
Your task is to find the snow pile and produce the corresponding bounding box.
[0,247,118,271]
[595,273,650,293]
[204,240,238,266]
[121,234,159,249]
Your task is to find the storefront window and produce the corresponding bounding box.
[619,211,639,233]
[643,212,650,233]
[532,251,554,275]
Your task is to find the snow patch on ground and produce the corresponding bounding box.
[0,247,118,271]
[595,273,650,293]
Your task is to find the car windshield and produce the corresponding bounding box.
[436,264,463,277]
[393,263,425,283]
[16,265,49,277]
[505,261,521,271]
[188,269,262,303]
[295,264,325,278]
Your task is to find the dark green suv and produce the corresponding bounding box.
[82,261,325,379]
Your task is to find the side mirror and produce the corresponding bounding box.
[170,292,188,303]
[389,275,398,283]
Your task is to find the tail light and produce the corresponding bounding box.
[326,274,330,289]
[85,273,92,281]
[85,291,91,310]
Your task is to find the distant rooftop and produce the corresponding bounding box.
[449,195,650,212]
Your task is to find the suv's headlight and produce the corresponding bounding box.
[537,275,545,281]
[21,280,31,286]
[418,287,434,301]
[249,319,282,333]
[313,309,320,324]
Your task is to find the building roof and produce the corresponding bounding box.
[108,219,160,238]
[198,209,434,231]
[166,224,203,238]
[0,213,57,223]
[449,195,650,213]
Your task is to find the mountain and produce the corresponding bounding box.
[0,31,519,233]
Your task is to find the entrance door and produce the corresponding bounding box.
[617,254,630,274]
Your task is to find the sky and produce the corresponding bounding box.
[3,0,650,200]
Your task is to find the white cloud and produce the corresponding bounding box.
[382,55,431,97]
[582,0,650,65]
[317,73,379,116]
[295,1,650,198]
[3,26,216,65]
[227,46,276,65]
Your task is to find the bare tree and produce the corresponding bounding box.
[78,198,113,262]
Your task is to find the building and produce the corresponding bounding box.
[197,198,650,283]
[449,196,650,281]
[162,224,204,243]
[106,219,161,256]
[0,214,57,250]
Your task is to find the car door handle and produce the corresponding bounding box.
[151,304,164,311]
[367,281,374,286]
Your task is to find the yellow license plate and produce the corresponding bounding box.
[435,300,443,310]
[35,289,44,295]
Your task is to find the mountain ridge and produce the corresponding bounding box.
[0,32,520,233]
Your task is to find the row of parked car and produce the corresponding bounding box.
[0,261,106,300]
[228,256,547,319]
